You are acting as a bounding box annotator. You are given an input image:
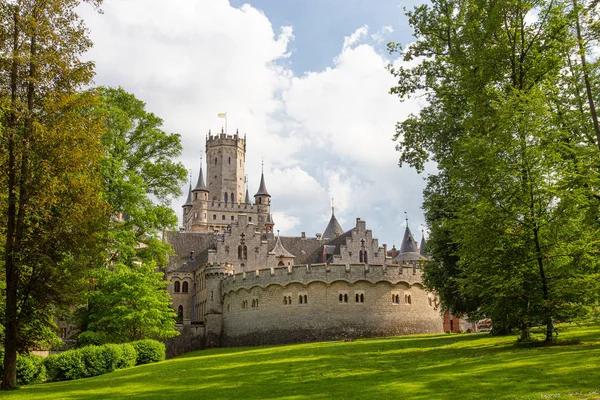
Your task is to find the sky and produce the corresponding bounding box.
[79,0,433,248]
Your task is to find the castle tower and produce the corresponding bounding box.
[254,169,271,230]
[182,184,193,229]
[322,205,344,240]
[190,160,209,232]
[206,128,246,204]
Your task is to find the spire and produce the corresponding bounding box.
[420,225,428,257]
[254,170,270,197]
[400,224,419,254]
[270,235,295,259]
[193,155,208,192]
[322,206,344,240]
[183,184,193,207]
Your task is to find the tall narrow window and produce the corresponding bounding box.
[182,281,189,293]
[174,281,180,293]
[228,156,231,164]
[231,192,235,203]
[299,295,303,304]
[359,250,364,263]
[364,251,368,263]
[215,157,218,165]
[177,305,183,320]
[224,193,228,203]
[243,245,248,259]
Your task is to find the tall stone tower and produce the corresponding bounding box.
[206,129,246,204]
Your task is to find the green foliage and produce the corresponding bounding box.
[132,339,165,365]
[84,263,178,343]
[44,342,141,383]
[74,86,184,345]
[0,353,46,386]
[389,0,600,341]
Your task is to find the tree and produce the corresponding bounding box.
[0,0,105,389]
[389,0,600,341]
[75,87,186,344]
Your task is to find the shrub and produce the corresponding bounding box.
[117,343,137,369]
[45,350,86,381]
[80,346,109,377]
[132,340,165,365]
[16,354,47,385]
[78,331,110,347]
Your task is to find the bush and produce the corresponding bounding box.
[16,354,47,385]
[80,346,110,377]
[132,340,165,365]
[78,331,110,347]
[117,343,137,369]
[45,350,86,382]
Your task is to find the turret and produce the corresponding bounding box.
[182,184,193,230]
[322,205,343,240]
[254,169,271,229]
[191,160,209,231]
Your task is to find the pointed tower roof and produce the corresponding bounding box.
[400,224,419,254]
[244,188,251,204]
[420,231,428,257]
[193,163,208,192]
[254,171,270,197]
[183,184,193,207]
[270,235,295,258]
[322,206,344,240]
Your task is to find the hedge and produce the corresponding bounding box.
[0,353,47,386]
[132,339,166,365]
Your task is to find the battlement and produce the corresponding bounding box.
[220,263,424,294]
[208,201,255,210]
[206,131,246,151]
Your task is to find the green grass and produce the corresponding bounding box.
[4,322,600,399]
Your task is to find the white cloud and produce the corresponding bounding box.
[81,1,429,244]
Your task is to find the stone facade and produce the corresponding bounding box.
[166,131,442,348]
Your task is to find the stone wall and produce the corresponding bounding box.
[219,263,442,346]
[165,323,205,358]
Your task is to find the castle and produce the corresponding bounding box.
[165,130,446,348]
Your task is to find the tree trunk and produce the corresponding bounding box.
[573,0,600,151]
[2,7,20,390]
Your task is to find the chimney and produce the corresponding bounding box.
[301,232,306,239]
[392,245,397,259]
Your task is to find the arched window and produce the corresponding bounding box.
[228,156,231,164]
[360,294,364,302]
[339,294,343,302]
[177,305,183,322]
[303,295,308,304]
[258,197,261,204]
[231,192,235,203]
[356,293,359,302]
[396,294,400,304]
[284,297,288,305]
[299,295,303,304]
[238,245,242,259]
[174,281,180,292]
[278,261,284,266]
[231,215,235,221]
[224,193,228,203]
[215,157,218,165]
[213,214,216,220]
[364,251,368,263]
[182,281,188,293]
[359,250,364,263]
[408,295,412,305]
[243,245,248,259]
[344,294,348,303]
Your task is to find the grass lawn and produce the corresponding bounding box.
[4,322,600,400]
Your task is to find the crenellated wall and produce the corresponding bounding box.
[218,263,442,346]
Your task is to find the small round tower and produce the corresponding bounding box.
[191,159,209,232]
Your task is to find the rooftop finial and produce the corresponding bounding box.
[331,198,335,215]
[261,157,264,173]
[404,211,408,226]
[277,229,280,237]
[188,169,192,186]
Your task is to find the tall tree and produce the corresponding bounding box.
[0,0,105,389]
[389,0,600,341]
[75,87,186,345]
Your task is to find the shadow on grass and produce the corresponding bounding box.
[8,324,600,400]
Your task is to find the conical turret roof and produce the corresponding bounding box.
[193,164,208,192]
[183,184,193,207]
[270,235,295,258]
[400,225,418,254]
[420,234,428,257]
[254,171,270,197]
[245,188,251,204]
[322,207,343,240]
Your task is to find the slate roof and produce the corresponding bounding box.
[254,172,270,197]
[244,188,250,204]
[420,235,428,257]
[393,225,427,263]
[268,236,324,264]
[270,235,295,258]
[165,231,215,271]
[193,165,208,191]
[322,209,344,240]
[183,184,193,207]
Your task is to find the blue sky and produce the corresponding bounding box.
[80,0,431,247]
